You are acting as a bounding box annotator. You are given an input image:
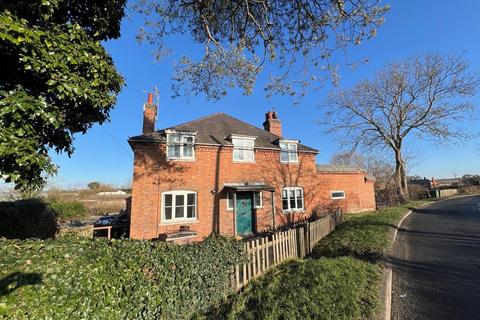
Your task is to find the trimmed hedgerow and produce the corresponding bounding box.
[0,235,244,320]
[48,200,87,222]
[0,199,58,239]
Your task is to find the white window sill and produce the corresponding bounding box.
[282,210,305,214]
[159,219,199,226]
[280,161,299,164]
[331,198,345,200]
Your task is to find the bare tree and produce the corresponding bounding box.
[135,0,389,100]
[324,53,480,202]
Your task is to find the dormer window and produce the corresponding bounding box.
[279,140,298,163]
[231,135,255,162]
[167,132,195,160]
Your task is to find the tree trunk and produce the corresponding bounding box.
[394,149,410,203]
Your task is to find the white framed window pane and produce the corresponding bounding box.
[282,189,289,210]
[175,195,184,218]
[175,206,184,218]
[254,192,261,207]
[233,149,243,161]
[186,205,195,218]
[183,136,194,157]
[332,191,345,199]
[164,207,172,220]
[296,189,303,209]
[281,151,289,162]
[187,193,195,206]
[183,145,193,157]
[289,190,296,209]
[169,145,181,158]
[227,192,234,209]
[175,194,184,206]
[164,194,172,207]
[245,150,254,161]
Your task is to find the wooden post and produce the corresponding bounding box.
[266,237,270,268]
[271,191,276,230]
[233,192,237,236]
[235,264,240,290]
[256,239,261,275]
[273,234,277,265]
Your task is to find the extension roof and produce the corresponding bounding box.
[316,164,375,180]
[128,112,318,153]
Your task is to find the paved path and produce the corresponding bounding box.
[391,196,480,320]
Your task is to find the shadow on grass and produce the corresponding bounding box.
[0,272,42,297]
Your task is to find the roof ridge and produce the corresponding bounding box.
[161,112,226,131]
[215,113,281,139]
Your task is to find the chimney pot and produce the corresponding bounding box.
[143,92,157,134]
[263,110,282,137]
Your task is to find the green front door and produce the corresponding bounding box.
[236,192,253,236]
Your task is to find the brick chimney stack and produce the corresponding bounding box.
[263,111,282,137]
[143,92,157,134]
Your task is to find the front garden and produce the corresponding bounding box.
[0,201,429,319]
[201,200,430,319]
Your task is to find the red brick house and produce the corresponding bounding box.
[128,94,375,241]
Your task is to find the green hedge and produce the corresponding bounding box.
[48,200,87,222]
[0,199,58,239]
[0,235,245,319]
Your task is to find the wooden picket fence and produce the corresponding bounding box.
[233,211,342,290]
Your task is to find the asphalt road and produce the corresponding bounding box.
[391,195,480,320]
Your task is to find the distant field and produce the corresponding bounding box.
[0,190,130,217]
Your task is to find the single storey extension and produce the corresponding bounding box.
[127,94,375,241]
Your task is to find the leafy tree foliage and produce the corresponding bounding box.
[0,0,126,191]
[87,181,102,190]
[135,0,389,100]
[324,53,480,202]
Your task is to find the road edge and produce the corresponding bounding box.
[380,201,434,320]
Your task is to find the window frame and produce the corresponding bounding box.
[166,132,196,160]
[281,187,304,213]
[253,191,262,208]
[226,191,262,210]
[231,135,256,162]
[226,192,234,211]
[331,191,346,200]
[161,190,197,223]
[279,140,299,163]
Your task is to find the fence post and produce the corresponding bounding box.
[266,236,270,269]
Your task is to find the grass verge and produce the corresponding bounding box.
[203,257,381,320]
[202,200,430,320]
[312,200,430,261]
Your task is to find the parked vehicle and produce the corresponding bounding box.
[93,212,129,238]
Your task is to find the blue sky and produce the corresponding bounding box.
[50,0,480,188]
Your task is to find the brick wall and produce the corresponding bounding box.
[129,142,375,240]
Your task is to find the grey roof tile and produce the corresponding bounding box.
[129,113,318,153]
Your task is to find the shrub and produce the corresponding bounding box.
[0,199,58,239]
[48,200,87,222]
[0,235,245,320]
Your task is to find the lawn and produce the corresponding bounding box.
[202,200,430,320]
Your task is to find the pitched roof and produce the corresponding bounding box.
[129,113,318,153]
[316,164,375,180]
